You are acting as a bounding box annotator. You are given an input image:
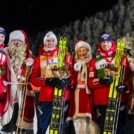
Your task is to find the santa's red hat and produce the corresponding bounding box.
[9,30,30,58]
[9,30,26,43]
[75,40,91,53]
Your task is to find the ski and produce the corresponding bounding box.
[103,39,125,134]
[49,37,67,134]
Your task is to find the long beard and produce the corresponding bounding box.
[8,42,27,75]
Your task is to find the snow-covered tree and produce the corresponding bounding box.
[31,0,134,58]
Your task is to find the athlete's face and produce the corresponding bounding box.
[77,47,89,59]
[0,34,5,45]
[101,41,112,51]
[44,38,56,48]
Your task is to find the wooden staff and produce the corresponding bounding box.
[3,81,30,86]
[16,58,34,134]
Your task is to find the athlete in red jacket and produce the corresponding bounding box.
[88,33,132,134]
[30,31,73,134]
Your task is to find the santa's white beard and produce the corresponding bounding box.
[8,42,26,75]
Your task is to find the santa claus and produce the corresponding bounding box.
[1,30,34,133]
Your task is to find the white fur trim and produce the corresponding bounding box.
[16,118,33,129]
[9,30,25,43]
[1,105,13,125]
[89,72,94,77]
[43,31,57,44]
[0,53,6,64]
[92,79,99,82]
[77,84,86,89]
[20,76,26,81]
[26,57,34,66]
[75,41,91,52]
[74,61,82,71]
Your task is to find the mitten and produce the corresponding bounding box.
[100,76,113,85]
[116,85,128,93]
[45,78,60,87]
[45,78,52,85]
[0,49,5,54]
[0,50,7,65]
[51,78,61,87]
[57,78,71,89]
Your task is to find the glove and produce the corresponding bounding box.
[45,78,60,87]
[57,78,71,89]
[116,85,128,93]
[0,50,7,65]
[0,49,5,54]
[100,76,113,85]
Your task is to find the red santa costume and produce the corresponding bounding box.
[1,30,34,132]
[67,41,100,134]
[0,26,8,123]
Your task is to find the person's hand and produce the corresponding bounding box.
[0,50,6,64]
[45,78,70,89]
[57,78,71,89]
[45,78,51,85]
[0,49,5,54]
[100,76,113,85]
[45,78,60,87]
[116,85,128,93]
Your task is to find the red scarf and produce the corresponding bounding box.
[0,44,4,49]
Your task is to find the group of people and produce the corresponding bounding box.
[0,26,134,134]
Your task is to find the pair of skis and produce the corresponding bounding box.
[103,39,126,134]
[49,37,67,134]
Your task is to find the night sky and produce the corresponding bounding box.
[1,0,119,37]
